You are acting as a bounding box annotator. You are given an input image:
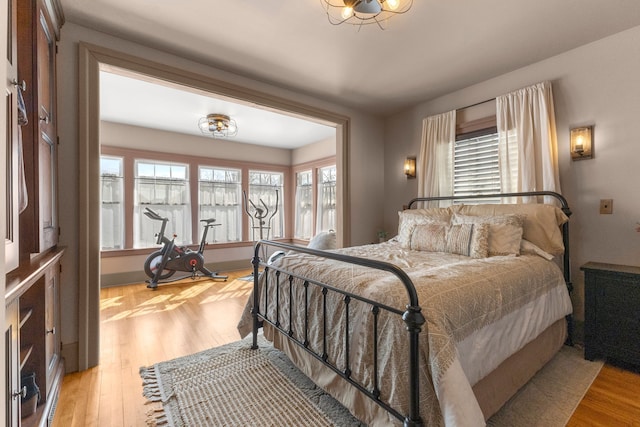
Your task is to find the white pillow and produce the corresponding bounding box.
[452,213,524,256]
[307,230,336,250]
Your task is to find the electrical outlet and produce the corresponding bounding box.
[600,199,613,214]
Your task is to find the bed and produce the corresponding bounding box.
[237,191,574,427]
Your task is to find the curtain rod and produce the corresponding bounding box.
[460,98,495,110]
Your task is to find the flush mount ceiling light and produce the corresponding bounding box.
[198,114,238,138]
[322,0,413,29]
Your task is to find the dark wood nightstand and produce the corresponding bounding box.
[581,262,640,366]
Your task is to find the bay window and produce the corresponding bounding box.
[100,147,333,252]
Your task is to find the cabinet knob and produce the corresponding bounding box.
[12,386,27,399]
[11,79,26,91]
[46,327,56,335]
[39,114,51,124]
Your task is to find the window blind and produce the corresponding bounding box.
[454,132,500,203]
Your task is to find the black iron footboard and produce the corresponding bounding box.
[251,240,426,427]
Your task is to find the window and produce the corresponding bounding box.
[100,156,124,250]
[316,165,336,232]
[199,166,242,243]
[134,160,191,248]
[293,163,336,241]
[294,170,313,239]
[99,147,320,252]
[454,129,500,203]
[248,171,284,240]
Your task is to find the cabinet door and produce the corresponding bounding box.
[597,277,640,362]
[44,263,59,390]
[36,3,57,251]
[4,0,19,272]
[5,300,20,427]
[17,0,59,256]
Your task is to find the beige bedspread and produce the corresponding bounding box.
[237,240,572,427]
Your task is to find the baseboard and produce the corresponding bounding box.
[100,259,252,287]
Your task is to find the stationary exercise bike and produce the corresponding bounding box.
[143,207,227,290]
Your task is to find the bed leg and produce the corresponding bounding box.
[403,305,426,427]
[565,314,574,346]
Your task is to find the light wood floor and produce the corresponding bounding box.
[52,270,640,426]
[52,270,254,427]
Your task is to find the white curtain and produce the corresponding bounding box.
[294,184,313,239]
[418,110,456,205]
[496,81,562,203]
[316,167,337,233]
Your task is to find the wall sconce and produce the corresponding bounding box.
[404,156,416,178]
[570,126,593,160]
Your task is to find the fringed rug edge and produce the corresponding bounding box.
[140,364,177,427]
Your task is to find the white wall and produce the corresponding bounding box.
[101,121,293,165]
[57,22,384,361]
[292,137,336,165]
[384,25,640,321]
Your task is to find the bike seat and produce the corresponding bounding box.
[200,218,219,225]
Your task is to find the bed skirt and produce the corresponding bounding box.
[264,318,567,426]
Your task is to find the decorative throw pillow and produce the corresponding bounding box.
[409,223,448,253]
[410,223,489,258]
[307,230,336,250]
[397,207,454,249]
[452,213,524,256]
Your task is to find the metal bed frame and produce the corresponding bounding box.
[250,191,573,427]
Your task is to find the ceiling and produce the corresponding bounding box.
[65,0,640,144]
[99,69,337,149]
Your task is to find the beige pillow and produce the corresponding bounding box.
[410,222,489,258]
[452,213,524,256]
[397,207,454,249]
[456,203,567,255]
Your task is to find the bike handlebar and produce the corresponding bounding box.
[144,207,167,222]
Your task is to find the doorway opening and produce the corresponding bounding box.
[78,42,350,370]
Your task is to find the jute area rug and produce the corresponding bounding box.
[140,336,603,427]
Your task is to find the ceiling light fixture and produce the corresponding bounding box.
[322,0,413,29]
[198,114,238,138]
